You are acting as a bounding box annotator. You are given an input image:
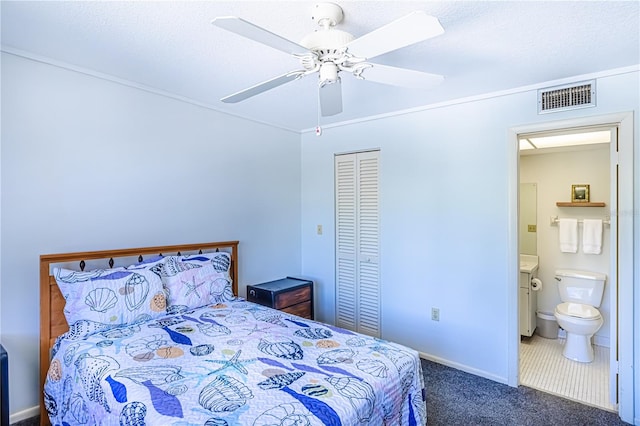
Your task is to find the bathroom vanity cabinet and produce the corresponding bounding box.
[519,272,538,337]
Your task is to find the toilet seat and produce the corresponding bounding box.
[556,302,601,320]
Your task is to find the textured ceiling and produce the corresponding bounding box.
[2,1,639,132]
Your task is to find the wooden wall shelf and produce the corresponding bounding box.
[556,202,606,207]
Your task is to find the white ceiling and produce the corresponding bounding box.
[2,1,638,132]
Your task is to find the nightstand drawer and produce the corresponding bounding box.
[281,301,312,319]
[274,286,311,310]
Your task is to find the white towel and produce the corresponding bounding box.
[583,219,603,254]
[558,218,578,253]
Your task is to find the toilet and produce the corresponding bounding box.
[554,269,606,363]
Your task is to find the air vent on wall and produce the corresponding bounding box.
[538,80,596,114]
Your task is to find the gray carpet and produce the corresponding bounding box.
[13,359,630,425]
[423,358,629,425]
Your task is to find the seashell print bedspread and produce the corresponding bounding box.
[45,299,426,425]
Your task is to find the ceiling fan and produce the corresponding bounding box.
[211,2,445,117]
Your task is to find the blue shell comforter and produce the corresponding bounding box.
[45,300,426,425]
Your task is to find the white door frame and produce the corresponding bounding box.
[507,112,634,423]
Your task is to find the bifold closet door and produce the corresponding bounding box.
[335,150,380,337]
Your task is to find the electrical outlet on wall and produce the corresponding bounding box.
[431,308,440,321]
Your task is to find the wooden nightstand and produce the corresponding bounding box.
[247,277,314,320]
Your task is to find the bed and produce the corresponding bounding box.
[40,241,426,425]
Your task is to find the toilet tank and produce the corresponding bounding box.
[555,269,607,307]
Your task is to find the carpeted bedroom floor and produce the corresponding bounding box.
[423,358,629,425]
[13,358,629,425]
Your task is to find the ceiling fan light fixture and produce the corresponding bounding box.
[319,62,339,82]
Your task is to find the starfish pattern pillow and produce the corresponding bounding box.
[160,257,233,310]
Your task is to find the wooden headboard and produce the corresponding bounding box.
[38,240,238,425]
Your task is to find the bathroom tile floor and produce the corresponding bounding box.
[520,333,616,412]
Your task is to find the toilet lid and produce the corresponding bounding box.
[556,302,601,320]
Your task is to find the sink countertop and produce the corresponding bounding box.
[520,254,539,274]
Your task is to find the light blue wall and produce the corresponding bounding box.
[0,53,303,415]
[300,71,639,394]
[2,50,639,422]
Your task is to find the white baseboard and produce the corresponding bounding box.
[593,335,609,348]
[9,405,39,424]
[418,352,509,385]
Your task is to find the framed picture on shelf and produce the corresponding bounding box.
[571,184,590,203]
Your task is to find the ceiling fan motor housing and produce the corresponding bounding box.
[300,29,354,54]
[302,2,354,63]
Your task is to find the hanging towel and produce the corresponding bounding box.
[583,219,603,254]
[558,218,578,253]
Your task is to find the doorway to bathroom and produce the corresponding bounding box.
[518,126,613,410]
[508,112,634,421]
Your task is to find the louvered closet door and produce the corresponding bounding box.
[335,151,380,337]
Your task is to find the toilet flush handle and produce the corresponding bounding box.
[555,276,561,282]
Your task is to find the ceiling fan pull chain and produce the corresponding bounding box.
[316,84,322,136]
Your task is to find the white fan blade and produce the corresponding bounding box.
[345,11,444,60]
[360,63,444,89]
[221,71,306,103]
[319,79,343,116]
[212,16,309,55]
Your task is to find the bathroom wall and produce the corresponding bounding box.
[520,182,537,255]
[520,145,611,346]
